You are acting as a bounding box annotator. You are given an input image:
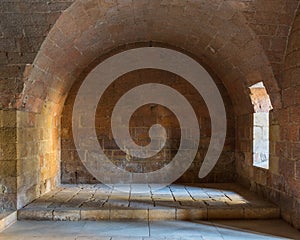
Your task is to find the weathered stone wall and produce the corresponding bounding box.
[269,8,300,229]
[0,1,73,109]
[228,0,299,79]
[0,1,73,210]
[16,109,60,208]
[0,110,17,211]
[61,68,236,184]
[236,6,300,229]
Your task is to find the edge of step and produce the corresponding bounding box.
[17,206,280,221]
[0,211,17,232]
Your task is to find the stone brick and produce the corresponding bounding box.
[0,161,16,177]
[290,143,300,159]
[270,124,280,141]
[53,209,80,221]
[18,209,53,220]
[269,156,280,174]
[80,209,109,221]
[110,209,148,220]
[244,207,280,219]
[207,207,244,220]
[296,162,300,180]
[279,159,295,177]
[290,105,300,123]
[149,209,176,221]
[176,208,207,220]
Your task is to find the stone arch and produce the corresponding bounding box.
[19,0,280,116]
[15,0,282,207]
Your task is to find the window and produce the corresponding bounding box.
[249,82,273,169]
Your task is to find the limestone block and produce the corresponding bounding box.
[244,207,280,219]
[110,209,148,220]
[149,209,175,220]
[18,209,53,220]
[176,208,207,220]
[80,209,109,221]
[207,207,244,220]
[53,209,80,221]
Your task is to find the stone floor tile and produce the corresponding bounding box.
[212,220,298,239]
[60,191,96,208]
[216,226,288,240]
[130,194,152,202]
[80,200,106,209]
[31,237,76,240]
[142,237,167,240]
[104,199,130,208]
[149,220,220,238]
[225,200,249,206]
[151,195,174,202]
[128,200,154,209]
[179,200,206,208]
[48,190,81,208]
[111,237,143,240]
[204,200,228,207]
[171,194,194,202]
[154,200,181,208]
[0,220,84,238]
[0,237,26,240]
[77,237,111,240]
[24,198,54,209]
[81,221,149,237]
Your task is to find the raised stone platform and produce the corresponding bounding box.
[18,183,280,221]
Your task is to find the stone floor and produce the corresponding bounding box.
[18,183,280,221]
[1,219,300,239]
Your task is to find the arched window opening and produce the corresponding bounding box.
[249,82,273,169]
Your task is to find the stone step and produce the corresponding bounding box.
[18,205,280,221]
[17,183,280,221]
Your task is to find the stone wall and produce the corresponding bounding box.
[61,68,236,184]
[236,6,300,229]
[0,1,72,210]
[16,109,60,208]
[0,1,73,109]
[0,110,17,211]
[268,8,300,229]
[228,0,299,79]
